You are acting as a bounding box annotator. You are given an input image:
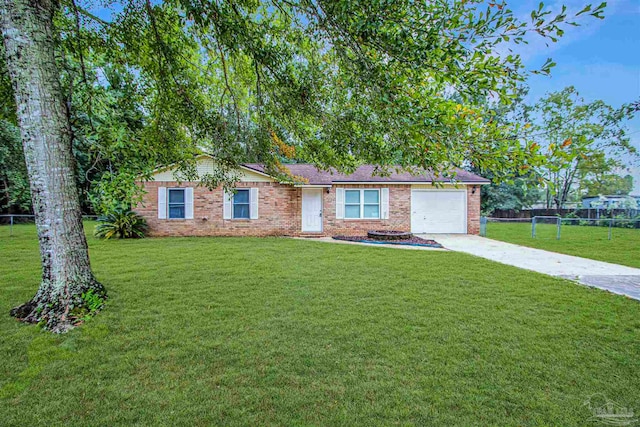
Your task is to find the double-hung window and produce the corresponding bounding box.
[233,189,250,219]
[224,188,258,220]
[344,189,380,219]
[168,188,186,219]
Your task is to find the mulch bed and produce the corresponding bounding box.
[333,235,443,248]
[367,230,413,240]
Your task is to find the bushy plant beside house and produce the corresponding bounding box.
[95,207,148,239]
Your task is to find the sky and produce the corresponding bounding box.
[509,0,640,193]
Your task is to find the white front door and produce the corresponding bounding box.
[411,190,467,233]
[302,188,323,232]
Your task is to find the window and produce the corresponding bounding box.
[344,189,380,219]
[224,188,258,220]
[344,190,361,219]
[168,188,185,219]
[363,190,380,218]
[233,189,250,219]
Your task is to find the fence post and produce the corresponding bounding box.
[532,216,536,238]
[556,217,561,240]
[480,217,487,237]
[10,215,13,237]
[609,218,613,240]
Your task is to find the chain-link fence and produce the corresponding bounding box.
[532,216,640,240]
[480,216,640,240]
[0,214,98,237]
[479,217,532,237]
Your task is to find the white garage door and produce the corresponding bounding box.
[411,190,467,233]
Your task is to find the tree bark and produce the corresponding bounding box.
[1,0,105,332]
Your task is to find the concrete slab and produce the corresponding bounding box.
[560,275,640,300]
[419,234,640,300]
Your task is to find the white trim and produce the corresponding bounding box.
[158,187,167,219]
[249,188,259,219]
[223,189,232,219]
[381,188,389,219]
[294,184,332,188]
[184,187,194,219]
[410,188,467,234]
[238,165,277,180]
[335,188,345,219]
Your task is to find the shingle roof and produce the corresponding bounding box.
[242,163,489,185]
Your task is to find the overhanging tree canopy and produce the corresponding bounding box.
[63,0,609,181]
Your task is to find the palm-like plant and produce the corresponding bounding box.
[94,208,148,239]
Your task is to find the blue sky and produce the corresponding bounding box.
[512,0,640,192]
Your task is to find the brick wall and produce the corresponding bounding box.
[137,181,301,237]
[136,181,482,236]
[467,185,481,235]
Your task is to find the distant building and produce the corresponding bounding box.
[582,195,640,209]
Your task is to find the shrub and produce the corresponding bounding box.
[95,208,148,239]
[613,214,636,229]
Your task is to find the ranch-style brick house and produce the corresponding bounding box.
[136,155,489,237]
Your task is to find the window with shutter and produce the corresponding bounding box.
[343,189,381,219]
[232,189,250,219]
[168,188,186,219]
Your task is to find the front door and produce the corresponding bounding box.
[302,188,323,232]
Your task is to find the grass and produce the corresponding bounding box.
[486,222,640,268]
[1,223,640,426]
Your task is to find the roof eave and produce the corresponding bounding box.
[330,180,489,185]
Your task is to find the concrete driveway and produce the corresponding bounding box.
[419,234,640,300]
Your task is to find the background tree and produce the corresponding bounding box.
[0,121,30,213]
[1,0,608,331]
[522,86,637,210]
[481,176,542,215]
[581,170,634,197]
[0,47,30,213]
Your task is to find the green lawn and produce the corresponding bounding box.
[486,222,640,268]
[1,224,640,426]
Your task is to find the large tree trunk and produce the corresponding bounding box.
[1,0,105,332]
